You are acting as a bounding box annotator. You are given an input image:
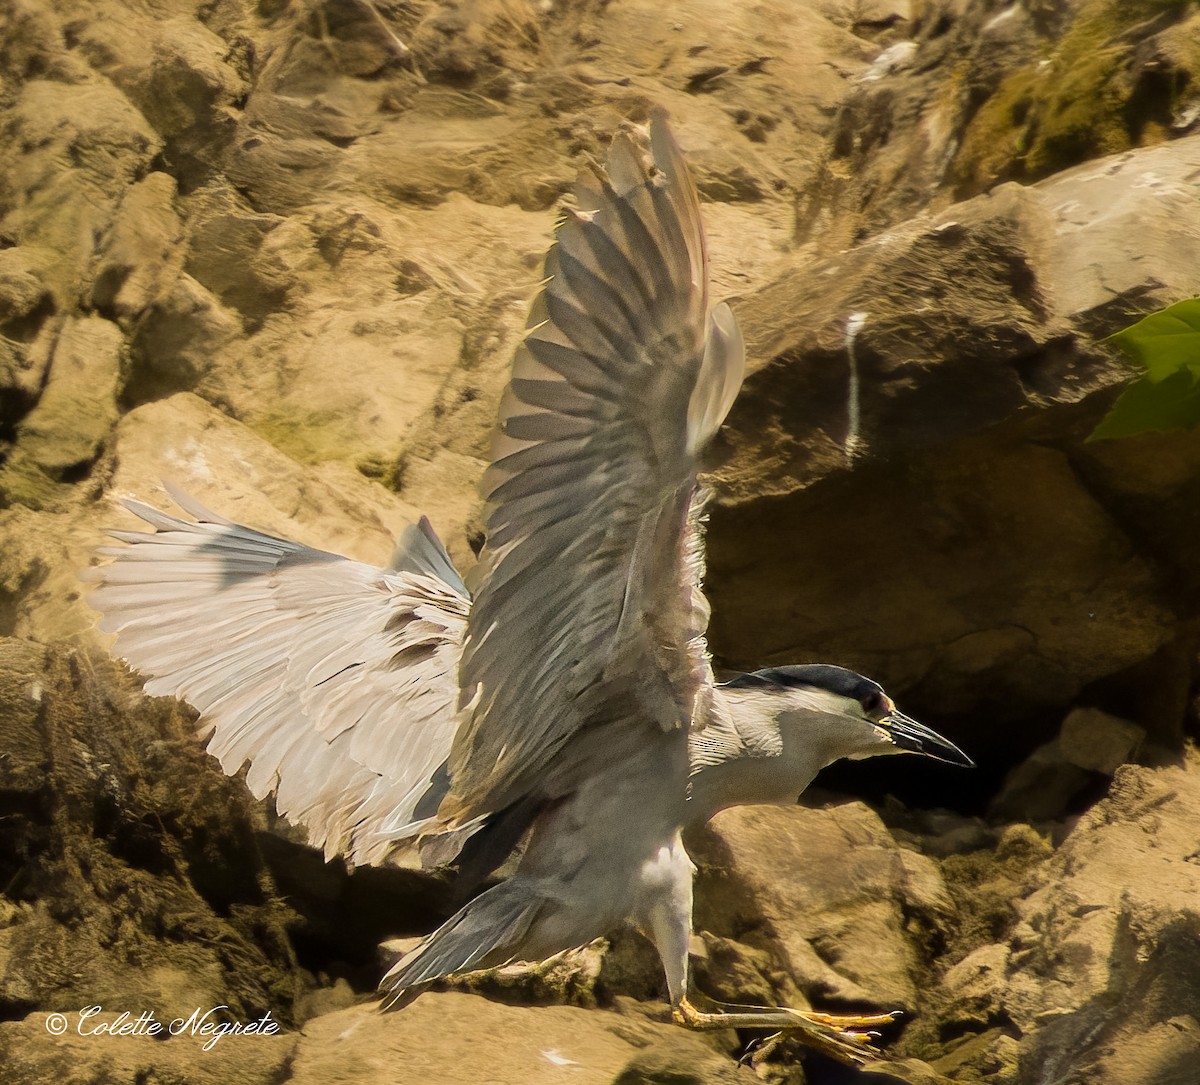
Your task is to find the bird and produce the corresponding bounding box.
[86,111,971,1066]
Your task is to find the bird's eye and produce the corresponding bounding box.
[860,691,885,718]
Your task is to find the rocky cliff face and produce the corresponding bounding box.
[2,1,1200,1083]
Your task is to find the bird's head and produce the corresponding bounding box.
[724,664,974,769]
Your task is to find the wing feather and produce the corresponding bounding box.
[523,337,616,395]
[86,493,469,865]
[448,112,745,816]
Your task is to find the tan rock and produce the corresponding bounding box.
[938,943,1010,1030]
[1058,706,1144,774]
[5,392,431,646]
[0,1007,297,1085]
[124,16,247,139]
[698,140,1200,749]
[1036,139,1200,330]
[1005,757,1200,1028]
[0,78,161,298]
[177,188,551,506]
[106,393,424,569]
[939,753,1200,1081]
[692,802,953,1009]
[0,246,56,333]
[91,171,186,318]
[988,738,1091,822]
[1,315,122,508]
[125,272,240,403]
[180,182,290,323]
[709,438,1174,729]
[288,995,745,1085]
[990,706,1147,820]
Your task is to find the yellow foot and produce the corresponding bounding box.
[671,995,897,1068]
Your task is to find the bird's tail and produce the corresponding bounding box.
[379,879,544,1010]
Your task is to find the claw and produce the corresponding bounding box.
[740,1032,786,1069]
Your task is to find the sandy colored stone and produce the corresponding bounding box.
[0,77,160,298]
[4,389,446,652]
[107,392,426,569]
[1058,705,1144,774]
[0,315,123,509]
[708,438,1174,745]
[14,316,121,471]
[0,1007,298,1085]
[288,995,746,1085]
[90,171,186,318]
[179,187,550,490]
[0,637,46,788]
[938,942,1011,1031]
[932,752,1200,1081]
[114,15,247,140]
[991,706,1146,820]
[1006,756,1200,1028]
[692,802,952,1009]
[125,271,241,403]
[701,137,1200,756]
[988,738,1092,822]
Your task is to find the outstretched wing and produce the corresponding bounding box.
[85,488,469,866]
[448,112,745,816]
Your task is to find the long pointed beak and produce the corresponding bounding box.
[880,711,974,768]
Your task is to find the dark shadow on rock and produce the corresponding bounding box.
[0,638,303,1024]
[256,831,455,992]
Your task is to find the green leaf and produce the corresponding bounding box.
[1106,297,1200,382]
[1088,368,1200,441]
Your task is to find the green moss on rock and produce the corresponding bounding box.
[952,0,1195,194]
[246,405,367,466]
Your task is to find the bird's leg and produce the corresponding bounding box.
[672,993,891,1068]
[640,849,894,1069]
[694,989,901,1031]
[714,993,899,1031]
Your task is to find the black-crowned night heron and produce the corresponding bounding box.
[86,112,970,1066]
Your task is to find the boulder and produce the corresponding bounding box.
[706,135,1200,765]
[287,995,749,1085]
[90,171,187,320]
[1057,706,1144,774]
[104,392,424,569]
[0,78,161,299]
[989,705,1145,821]
[923,753,1200,1083]
[691,801,953,1011]
[2,392,433,647]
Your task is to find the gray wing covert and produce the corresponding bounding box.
[86,489,468,866]
[447,112,745,818]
